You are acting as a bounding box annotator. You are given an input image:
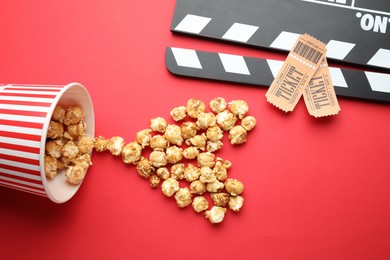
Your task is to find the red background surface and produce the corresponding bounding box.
[1,1,390,259]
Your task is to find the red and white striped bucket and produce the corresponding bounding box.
[0,83,94,203]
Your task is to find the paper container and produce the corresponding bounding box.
[0,83,95,203]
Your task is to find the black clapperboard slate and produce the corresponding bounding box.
[166,0,390,103]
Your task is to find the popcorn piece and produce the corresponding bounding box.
[164,124,183,146]
[205,206,227,224]
[94,136,109,152]
[157,167,170,180]
[64,121,86,140]
[197,152,215,168]
[44,155,58,179]
[62,141,79,160]
[77,136,94,154]
[136,129,152,148]
[206,180,224,193]
[166,146,183,164]
[189,180,206,195]
[122,141,143,164]
[107,136,125,156]
[210,192,229,207]
[206,140,223,153]
[174,187,192,208]
[241,115,257,131]
[170,163,185,180]
[72,153,92,169]
[199,167,216,183]
[184,163,201,182]
[214,160,228,181]
[150,174,161,188]
[45,139,63,159]
[206,125,223,142]
[181,122,199,140]
[56,158,65,170]
[209,97,227,114]
[216,110,237,131]
[149,150,167,168]
[65,164,87,185]
[228,195,244,212]
[136,157,155,179]
[64,106,84,126]
[225,178,244,196]
[52,105,65,123]
[228,100,249,120]
[170,106,187,121]
[192,196,209,213]
[47,121,64,139]
[150,135,169,151]
[186,133,207,151]
[186,98,206,119]
[183,146,200,160]
[150,117,167,133]
[228,125,247,145]
[196,112,216,130]
[161,178,180,197]
[217,157,232,169]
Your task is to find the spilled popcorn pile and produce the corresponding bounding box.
[44,98,256,224]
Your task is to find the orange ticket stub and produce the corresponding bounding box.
[266,34,327,112]
[303,59,341,117]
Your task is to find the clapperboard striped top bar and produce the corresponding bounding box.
[166,47,390,103]
[171,0,390,70]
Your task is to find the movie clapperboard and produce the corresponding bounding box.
[166,0,390,103]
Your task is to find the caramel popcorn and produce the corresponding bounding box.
[210,192,229,207]
[47,121,64,139]
[164,124,183,146]
[150,117,167,133]
[228,125,247,145]
[64,105,84,126]
[170,163,185,180]
[64,121,86,140]
[52,105,65,123]
[206,180,224,193]
[44,155,58,178]
[107,136,125,156]
[150,135,169,151]
[205,206,227,224]
[197,152,215,168]
[228,195,244,212]
[184,163,201,182]
[206,125,223,142]
[77,136,94,154]
[192,196,209,213]
[196,112,216,130]
[190,180,206,195]
[94,136,109,152]
[62,141,79,160]
[136,129,152,148]
[149,150,168,168]
[186,98,206,119]
[199,167,216,183]
[206,140,223,153]
[165,146,183,164]
[228,100,249,120]
[214,160,228,181]
[241,115,257,131]
[170,106,187,121]
[122,141,143,164]
[225,178,244,196]
[209,97,227,114]
[174,187,192,208]
[45,139,63,159]
[186,133,207,151]
[65,164,87,185]
[72,153,92,169]
[182,146,200,160]
[161,178,180,197]
[181,122,198,140]
[150,174,161,188]
[156,167,170,180]
[216,110,237,131]
[136,157,155,179]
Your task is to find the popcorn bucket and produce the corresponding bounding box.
[0,83,95,203]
